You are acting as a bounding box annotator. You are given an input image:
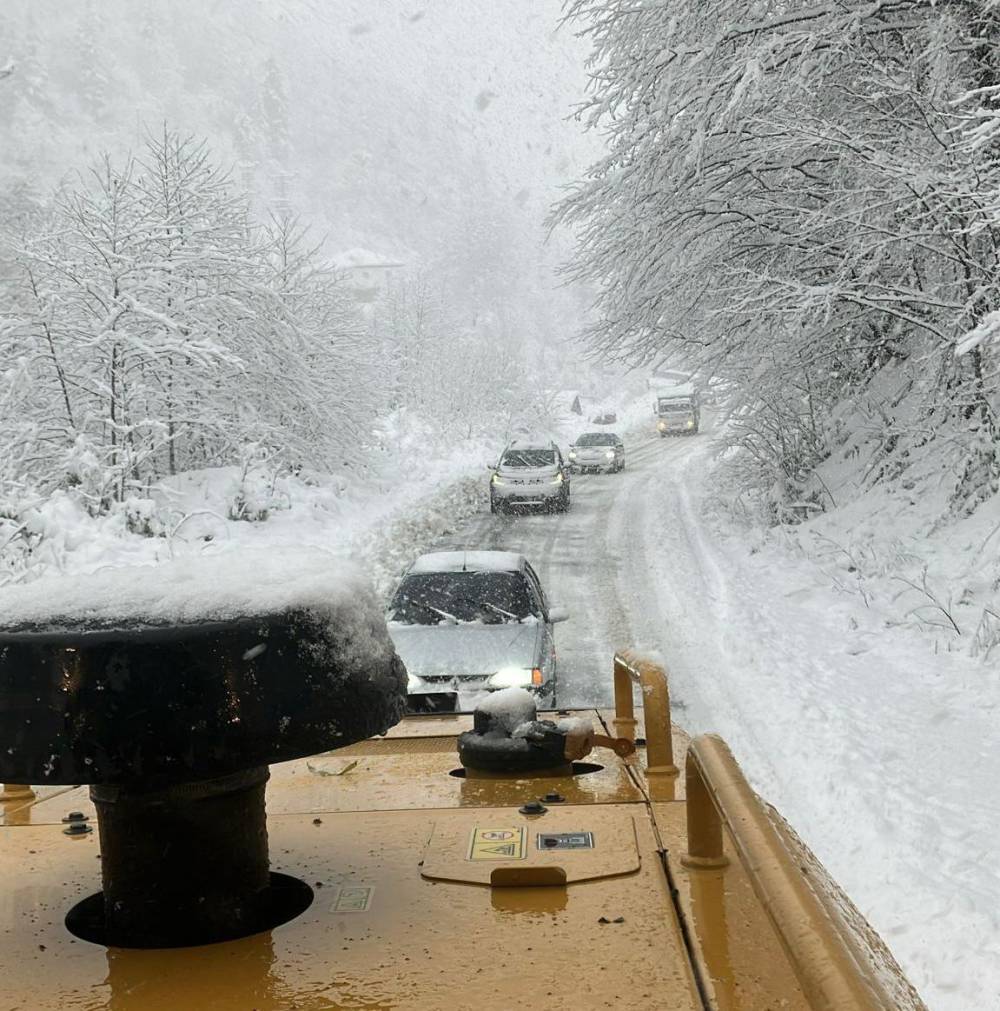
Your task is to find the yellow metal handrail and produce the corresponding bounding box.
[612,652,679,780]
[683,734,895,1011]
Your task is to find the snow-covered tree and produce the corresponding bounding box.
[556,0,1000,518]
[257,212,379,471]
[0,128,378,513]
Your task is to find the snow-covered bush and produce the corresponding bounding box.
[227,444,288,523]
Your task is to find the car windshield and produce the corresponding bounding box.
[659,401,694,413]
[388,571,538,625]
[576,434,615,447]
[501,450,556,468]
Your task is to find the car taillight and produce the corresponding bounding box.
[531,668,543,685]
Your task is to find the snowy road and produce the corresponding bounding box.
[431,426,691,708]
[428,418,998,1011]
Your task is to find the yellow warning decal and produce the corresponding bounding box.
[468,826,527,861]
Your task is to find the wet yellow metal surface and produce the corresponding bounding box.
[264,710,645,816]
[381,713,472,739]
[0,704,895,1011]
[0,805,701,1011]
[651,801,809,1010]
[0,711,645,826]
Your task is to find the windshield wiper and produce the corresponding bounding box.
[455,596,519,622]
[404,600,460,625]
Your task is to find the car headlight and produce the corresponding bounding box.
[605,450,615,460]
[491,473,504,485]
[657,421,666,430]
[551,472,563,484]
[568,450,577,459]
[488,667,544,688]
[686,420,695,428]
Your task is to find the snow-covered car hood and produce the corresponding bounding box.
[387,620,543,678]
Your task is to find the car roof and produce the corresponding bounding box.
[656,383,695,397]
[503,440,557,452]
[407,550,526,575]
[576,431,619,439]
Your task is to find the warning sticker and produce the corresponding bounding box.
[330,885,374,913]
[537,832,594,850]
[468,826,527,861]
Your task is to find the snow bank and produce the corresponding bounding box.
[644,415,1000,1011]
[0,418,503,600]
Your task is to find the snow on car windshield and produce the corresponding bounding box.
[658,401,693,413]
[501,450,556,467]
[388,571,537,625]
[576,433,615,446]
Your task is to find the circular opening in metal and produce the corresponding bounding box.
[448,762,604,779]
[64,872,313,949]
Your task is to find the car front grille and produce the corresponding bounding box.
[418,675,491,685]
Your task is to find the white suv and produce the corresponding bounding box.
[489,440,571,514]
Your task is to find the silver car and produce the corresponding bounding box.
[386,550,568,712]
[568,432,625,473]
[489,440,570,513]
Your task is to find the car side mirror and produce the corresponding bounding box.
[548,606,570,624]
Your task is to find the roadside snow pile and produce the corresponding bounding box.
[357,474,488,598]
[0,547,374,630]
[714,372,1000,661]
[0,426,501,600]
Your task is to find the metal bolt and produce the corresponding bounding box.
[61,811,89,823]
[542,792,564,803]
[62,822,92,836]
[519,800,547,816]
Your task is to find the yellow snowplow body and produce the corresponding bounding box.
[0,654,923,1010]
